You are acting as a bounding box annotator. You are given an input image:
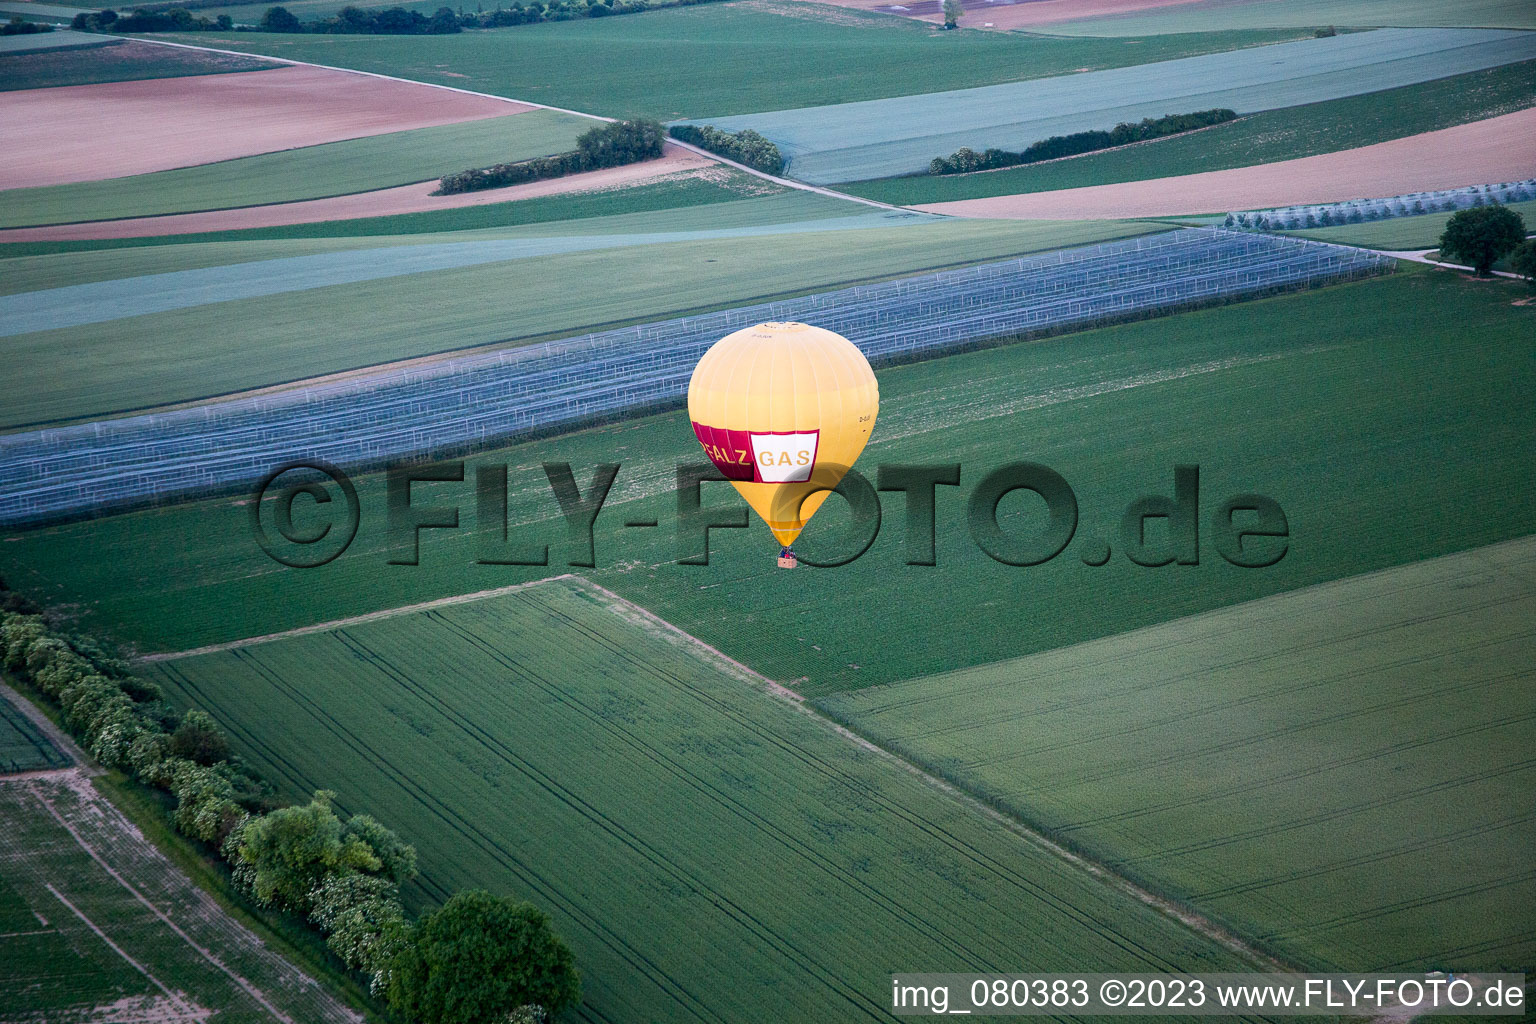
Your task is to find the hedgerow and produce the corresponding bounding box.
[668,124,784,176]
[2,16,55,33]
[436,118,663,195]
[0,576,577,1016]
[929,109,1237,176]
[113,0,729,33]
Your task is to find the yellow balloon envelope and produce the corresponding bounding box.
[687,322,878,551]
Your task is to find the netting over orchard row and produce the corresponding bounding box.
[1225,180,1536,232]
[0,229,1389,525]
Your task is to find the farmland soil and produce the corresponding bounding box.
[0,64,533,188]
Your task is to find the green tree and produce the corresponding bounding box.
[169,708,230,765]
[259,5,301,30]
[232,791,382,913]
[340,813,418,885]
[942,0,961,28]
[1438,205,1526,276]
[386,890,580,1023]
[1509,238,1536,291]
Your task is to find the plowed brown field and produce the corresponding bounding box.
[0,64,532,188]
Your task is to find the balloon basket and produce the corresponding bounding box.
[777,552,798,569]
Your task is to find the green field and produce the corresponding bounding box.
[0,110,593,229]
[844,59,1536,204]
[0,167,791,256]
[161,5,1310,121]
[147,578,1264,1023]
[1,214,1156,426]
[0,36,274,90]
[0,771,358,1021]
[0,189,853,295]
[6,269,1534,697]
[820,538,1536,971]
[1283,198,1536,249]
[1039,0,1536,36]
[0,690,67,773]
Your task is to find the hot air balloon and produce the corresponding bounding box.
[687,322,878,568]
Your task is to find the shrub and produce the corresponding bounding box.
[2,15,55,33]
[667,124,784,176]
[309,873,409,982]
[229,791,412,914]
[163,759,246,844]
[1508,239,1536,290]
[341,814,418,886]
[929,109,1236,175]
[1440,205,1526,275]
[169,708,231,765]
[127,730,173,776]
[438,119,664,194]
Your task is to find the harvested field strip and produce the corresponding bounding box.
[683,27,1536,183]
[0,230,1388,520]
[820,538,1536,971]
[1039,0,1536,35]
[0,216,1146,426]
[0,211,931,337]
[149,580,1264,1024]
[0,63,528,189]
[917,106,1536,219]
[0,109,591,228]
[0,149,715,241]
[844,58,1536,206]
[0,769,359,1022]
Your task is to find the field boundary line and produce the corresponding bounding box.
[32,771,300,1023]
[571,577,1296,975]
[106,35,909,214]
[142,575,578,661]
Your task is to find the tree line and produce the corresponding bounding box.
[0,578,580,1023]
[73,7,233,31]
[928,109,1238,176]
[437,118,664,194]
[667,124,784,176]
[73,0,729,35]
[3,15,56,33]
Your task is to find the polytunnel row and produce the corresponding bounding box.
[0,229,1389,525]
[1225,179,1536,232]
